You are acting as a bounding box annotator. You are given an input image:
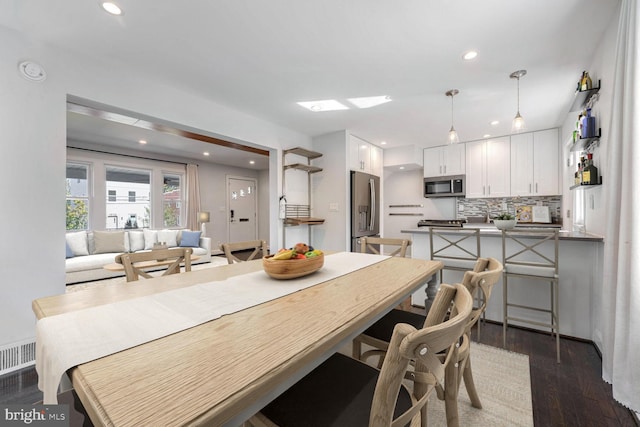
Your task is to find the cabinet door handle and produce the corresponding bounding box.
[536,183,538,193]
[444,165,447,174]
[529,183,532,193]
[488,185,491,195]
[483,185,485,195]
[439,165,442,174]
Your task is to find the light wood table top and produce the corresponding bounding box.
[33,256,442,426]
[102,255,201,272]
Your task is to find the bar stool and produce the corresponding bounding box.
[502,228,560,363]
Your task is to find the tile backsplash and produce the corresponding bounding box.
[456,196,562,224]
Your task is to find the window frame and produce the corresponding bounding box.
[66,162,91,231]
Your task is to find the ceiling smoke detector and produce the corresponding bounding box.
[18,61,46,82]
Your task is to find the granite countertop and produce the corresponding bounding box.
[401,227,604,242]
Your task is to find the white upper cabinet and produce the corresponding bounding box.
[465,137,510,198]
[510,128,560,196]
[423,144,465,177]
[349,135,383,177]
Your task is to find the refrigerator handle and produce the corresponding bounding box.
[369,178,375,231]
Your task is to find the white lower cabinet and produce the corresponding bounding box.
[465,137,510,198]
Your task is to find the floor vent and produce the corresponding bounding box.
[0,339,36,375]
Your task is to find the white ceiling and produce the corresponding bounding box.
[1,0,620,165]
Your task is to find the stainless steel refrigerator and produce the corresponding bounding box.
[351,171,380,252]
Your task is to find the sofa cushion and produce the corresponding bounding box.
[143,229,158,250]
[94,231,126,254]
[157,229,179,247]
[66,231,89,256]
[129,230,145,252]
[65,252,120,273]
[65,241,74,259]
[180,230,201,247]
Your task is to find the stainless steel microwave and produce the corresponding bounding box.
[424,175,465,198]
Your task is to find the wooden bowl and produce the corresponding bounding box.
[262,253,324,279]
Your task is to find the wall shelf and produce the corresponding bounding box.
[282,147,324,246]
[570,178,603,190]
[570,129,601,152]
[569,81,601,112]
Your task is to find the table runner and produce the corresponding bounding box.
[36,252,388,404]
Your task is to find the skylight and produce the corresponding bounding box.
[347,95,392,109]
[297,100,349,112]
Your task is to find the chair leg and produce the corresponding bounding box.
[444,358,460,427]
[502,275,508,348]
[462,355,482,409]
[554,280,560,364]
[352,338,362,360]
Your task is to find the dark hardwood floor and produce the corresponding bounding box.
[2,317,637,426]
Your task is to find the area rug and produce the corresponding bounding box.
[426,342,533,426]
[65,256,230,293]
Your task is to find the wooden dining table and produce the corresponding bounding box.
[33,254,442,427]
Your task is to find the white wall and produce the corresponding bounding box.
[0,24,311,350]
[561,10,618,237]
[311,131,350,252]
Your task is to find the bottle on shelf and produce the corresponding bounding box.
[582,153,599,185]
[581,108,596,138]
[581,71,593,91]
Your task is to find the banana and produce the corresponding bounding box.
[273,249,295,260]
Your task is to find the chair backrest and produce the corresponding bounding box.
[460,257,503,334]
[115,247,192,282]
[220,240,268,264]
[501,229,559,278]
[429,227,481,271]
[360,237,411,257]
[369,283,472,427]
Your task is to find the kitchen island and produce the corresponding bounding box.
[402,226,603,340]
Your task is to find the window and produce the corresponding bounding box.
[105,166,150,229]
[66,163,89,230]
[163,173,183,227]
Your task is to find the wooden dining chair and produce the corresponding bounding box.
[115,247,192,282]
[352,258,503,427]
[220,240,268,264]
[359,236,411,257]
[248,283,473,427]
[360,236,413,311]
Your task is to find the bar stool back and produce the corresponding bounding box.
[502,228,560,362]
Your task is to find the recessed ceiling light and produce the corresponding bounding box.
[483,134,491,138]
[297,100,349,112]
[490,120,500,126]
[138,140,147,145]
[463,51,478,60]
[399,166,405,170]
[347,95,391,109]
[380,141,387,145]
[18,61,46,82]
[203,152,210,156]
[101,2,123,15]
[249,160,255,165]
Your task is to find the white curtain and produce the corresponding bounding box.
[185,164,201,231]
[601,0,640,413]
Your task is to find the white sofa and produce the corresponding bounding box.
[65,229,211,285]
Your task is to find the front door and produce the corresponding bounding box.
[227,176,258,243]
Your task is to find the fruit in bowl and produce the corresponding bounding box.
[263,243,324,279]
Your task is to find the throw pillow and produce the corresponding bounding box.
[143,229,158,250]
[158,229,178,247]
[179,230,201,248]
[128,231,145,252]
[93,231,126,254]
[65,241,74,259]
[66,231,89,256]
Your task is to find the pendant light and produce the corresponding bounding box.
[446,89,460,144]
[510,70,527,133]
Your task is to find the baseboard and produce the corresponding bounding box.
[0,339,36,376]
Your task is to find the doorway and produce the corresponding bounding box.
[227,176,258,243]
